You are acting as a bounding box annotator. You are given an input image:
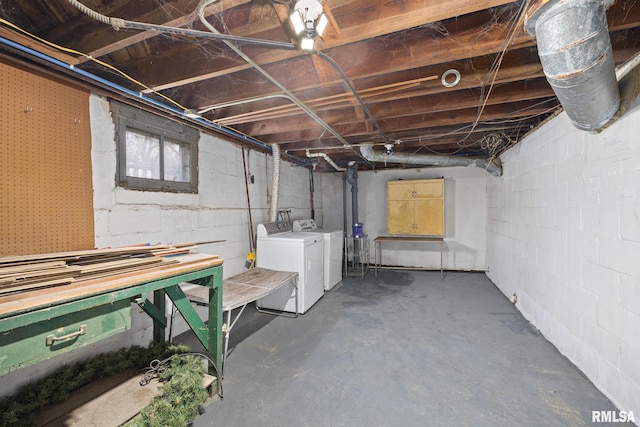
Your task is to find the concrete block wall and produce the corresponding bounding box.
[90,94,319,333]
[0,95,319,398]
[90,95,319,275]
[321,166,488,271]
[486,98,640,417]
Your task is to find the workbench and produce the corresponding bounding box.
[0,253,224,378]
[374,236,444,279]
[185,267,298,376]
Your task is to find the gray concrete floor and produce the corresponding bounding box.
[177,270,624,426]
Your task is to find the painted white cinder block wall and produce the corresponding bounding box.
[486,99,640,417]
[91,96,319,274]
[90,94,320,337]
[0,94,320,398]
[321,167,488,271]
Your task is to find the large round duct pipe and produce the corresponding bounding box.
[360,145,503,177]
[525,0,620,131]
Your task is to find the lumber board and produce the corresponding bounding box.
[0,253,223,315]
[0,241,222,304]
[76,257,163,274]
[0,266,80,282]
[77,259,179,282]
[0,261,67,274]
[0,277,76,295]
[0,245,172,265]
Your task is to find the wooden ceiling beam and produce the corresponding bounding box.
[321,0,519,47]
[254,100,556,144]
[130,1,523,91]
[164,21,535,107]
[203,49,546,123]
[220,76,552,129]
[281,118,537,150]
[70,0,253,65]
[133,0,640,96]
[0,26,78,64]
[232,78,555,135]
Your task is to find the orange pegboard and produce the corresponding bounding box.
[0,59,95,256]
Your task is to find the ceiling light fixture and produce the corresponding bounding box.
[290,0,327,50]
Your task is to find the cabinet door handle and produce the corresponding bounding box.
[46,325,87,346]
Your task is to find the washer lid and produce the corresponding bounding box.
[257,231,323,243]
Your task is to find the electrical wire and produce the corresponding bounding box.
[459,0,531,144]
[397,95,559,156]
[60,0,381,167]
[195,0,353,150]
[8,0,541,165]
[194,0,373,167]
[0,17,188,111]
[0,17,313,167]
[316,51,390,145]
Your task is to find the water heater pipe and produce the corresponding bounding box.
[346,163,359,226]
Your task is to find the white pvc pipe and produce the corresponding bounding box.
[305,150,346,172]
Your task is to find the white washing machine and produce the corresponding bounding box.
[293,219,344,291]
[255,221,324,314]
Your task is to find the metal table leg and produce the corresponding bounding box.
[440,241,443,280]
[222,304,248,378]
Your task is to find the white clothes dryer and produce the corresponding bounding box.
[293,219,344,291]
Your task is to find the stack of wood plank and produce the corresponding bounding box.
[0,242,217,296]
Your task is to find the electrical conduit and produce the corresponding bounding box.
[64,0,390,156]
[196,0,353,149]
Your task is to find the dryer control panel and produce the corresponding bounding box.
[257,221,293,236]
[292,219,317,231]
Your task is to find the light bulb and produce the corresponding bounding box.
[301,36,315,50]
[316,13,328,37]
[290,11,305,35]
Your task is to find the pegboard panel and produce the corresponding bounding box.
[0,59,95,256]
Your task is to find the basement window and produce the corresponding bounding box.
[111,101,199,193]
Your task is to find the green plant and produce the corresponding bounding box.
[128,354,209,427]
[0,343,190,427]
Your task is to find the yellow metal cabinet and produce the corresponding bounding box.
[387,179,444,236]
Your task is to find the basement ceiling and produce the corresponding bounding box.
[1,0,639,172]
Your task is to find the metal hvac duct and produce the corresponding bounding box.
[359,145,503,177]
[525,0,620,131]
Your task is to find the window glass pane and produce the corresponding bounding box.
[126,129,160,179]
[164,139,191,182]
[113,101,198,192]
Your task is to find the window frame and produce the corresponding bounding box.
[111,101,199,193]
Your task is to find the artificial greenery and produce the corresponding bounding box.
[127,354,209,427]
[0,343,192,427]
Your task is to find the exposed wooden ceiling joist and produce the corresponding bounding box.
[1,0,639,171]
